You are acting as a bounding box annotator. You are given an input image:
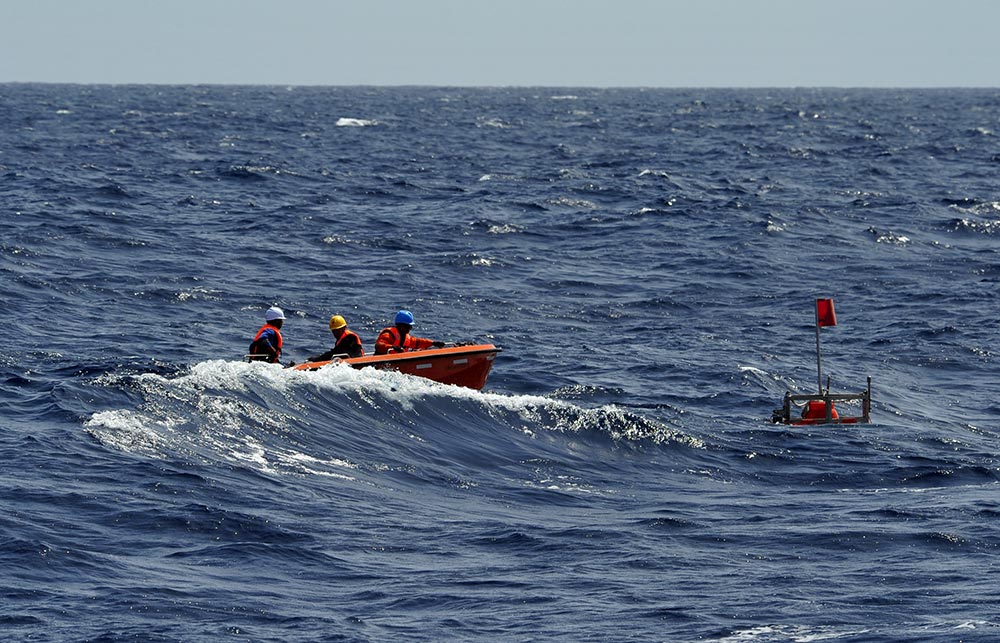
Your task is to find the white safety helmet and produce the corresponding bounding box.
[264,306,286,321]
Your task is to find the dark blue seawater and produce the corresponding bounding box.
[2,85,1000,642]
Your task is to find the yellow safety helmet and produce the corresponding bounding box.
[329,315,348,331]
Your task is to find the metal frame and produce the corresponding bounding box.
[774,376,872,425]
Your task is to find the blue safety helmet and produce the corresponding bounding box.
[394,310,415,325]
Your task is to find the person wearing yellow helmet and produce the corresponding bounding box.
[306,314,365,361]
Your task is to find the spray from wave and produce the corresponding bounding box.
[85,360,702,477]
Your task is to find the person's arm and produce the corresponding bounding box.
[305,348,335,363]
[409,336,444,350]
[260,328,281,362]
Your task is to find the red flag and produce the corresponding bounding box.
[816,298,837,327]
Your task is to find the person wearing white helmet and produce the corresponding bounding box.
[247,306,286,363]
[374,310,445,355]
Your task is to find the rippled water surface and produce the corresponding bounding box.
[2,85,1000,642]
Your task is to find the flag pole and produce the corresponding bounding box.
[815,302,823,394]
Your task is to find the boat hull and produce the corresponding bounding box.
[291,344,500,390]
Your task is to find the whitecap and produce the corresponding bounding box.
[336,117,378,127]
[85,409,171,458]
[875,233,911,245]
[296,361,700,447]
[87,358,700,480]
[548,196,597,209]
[486,223,522,234]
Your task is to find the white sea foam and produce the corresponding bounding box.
[951,215,1000,234]
[714,624,872,642]
[548,196,597,209]
[176,286,223,302]
[85,409,171,457]
[486,223,522,234]
[765,220,786,233]
[86,357,701,478]
[477,172,519,183]
[874,232,912,245]
[335,117,378,127]
[86,360,357,473]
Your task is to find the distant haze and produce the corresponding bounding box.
[2,0,999,87]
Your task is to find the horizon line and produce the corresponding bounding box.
[3,81,999,91]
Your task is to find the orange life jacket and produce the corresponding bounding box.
[375,326,433,355]
[249,323,283,362]
[335,329,365,357]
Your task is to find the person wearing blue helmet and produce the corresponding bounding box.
[374,310,445,355]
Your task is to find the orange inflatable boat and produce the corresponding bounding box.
[291,343,501,390]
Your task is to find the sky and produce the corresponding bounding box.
[2,0,999,87]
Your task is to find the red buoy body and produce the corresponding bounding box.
[802,400,839,420]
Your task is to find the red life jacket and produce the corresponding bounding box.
[250,323,283,362]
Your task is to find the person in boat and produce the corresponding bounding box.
[248,306,286,363]
[305,315,365,361]
[374,310,445,355]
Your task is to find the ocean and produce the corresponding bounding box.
[2,84,999,642]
